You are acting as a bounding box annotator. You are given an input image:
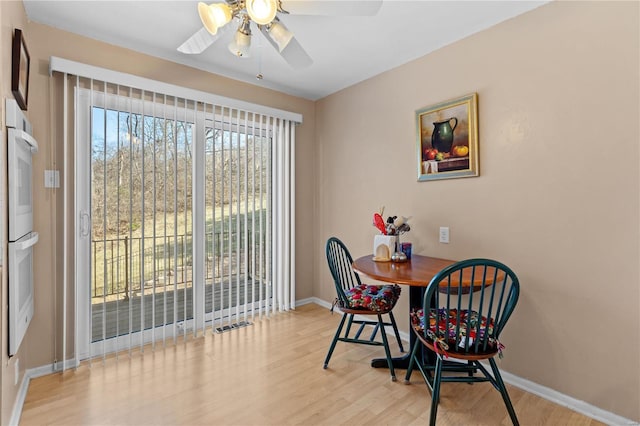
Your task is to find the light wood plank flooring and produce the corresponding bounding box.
[20,303,603,425]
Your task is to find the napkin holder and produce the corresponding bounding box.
[373,235,398,261]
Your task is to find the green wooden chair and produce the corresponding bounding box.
[323,237,404,381]
[404,258,520,425]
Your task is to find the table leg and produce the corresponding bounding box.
[371,285,436,369]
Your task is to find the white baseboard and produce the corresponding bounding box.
[9,359,79,426]
[8,373,29,426]
[499,370,638,426]
[302,296,333,310]
[294,297,317,307]
[11,302,637,426]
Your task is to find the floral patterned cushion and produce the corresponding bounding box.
[342,284,401,312]
[411,308,503,357]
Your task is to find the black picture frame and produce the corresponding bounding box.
[11,29,30,111]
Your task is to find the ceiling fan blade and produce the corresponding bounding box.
[281,0,382,16]
[259,26,313,69]
[177,27,221,54]
[278,37,314,69]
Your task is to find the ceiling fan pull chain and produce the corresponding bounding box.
[256,32,264,80]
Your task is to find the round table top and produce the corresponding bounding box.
[352,254,455,287]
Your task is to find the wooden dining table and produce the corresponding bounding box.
[352,254,455,288]
[352,253,456,369]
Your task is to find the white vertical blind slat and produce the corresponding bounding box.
[172,97,178,345]
[283,120,291,311]
[162,94,169,348]
[193,101,205,338]
[290,124,296,308]
[114,85,121,357]
[62,72,68,371]
[248,112,256,320]
[274,119,281,314]
[140,89,146,352]
[183,99,189,341]
[234,113,240,321]
[151,92,157,349]
[127,87,134,357]
[210,103,218,331]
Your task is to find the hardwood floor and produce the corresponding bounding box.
[20,303,603,425]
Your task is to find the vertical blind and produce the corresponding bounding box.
[49,57,299,368]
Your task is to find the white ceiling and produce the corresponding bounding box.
[23,0,547,100]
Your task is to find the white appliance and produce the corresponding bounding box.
[6,98,38,356]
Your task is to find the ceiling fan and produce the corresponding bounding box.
[177,0,383,69]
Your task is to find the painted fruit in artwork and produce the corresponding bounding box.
[424,148,438,160]
[453,145,469,157]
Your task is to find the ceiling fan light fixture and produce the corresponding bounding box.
[267,20,293,52]
[198,2,232,35]
[228,21,252,57]
[245,0,278,25]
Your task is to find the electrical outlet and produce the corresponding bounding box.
[14,359,19,385]
[439,227,450,244]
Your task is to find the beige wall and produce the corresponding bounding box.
[315,1,639,421]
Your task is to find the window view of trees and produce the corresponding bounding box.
[91,108,192,238]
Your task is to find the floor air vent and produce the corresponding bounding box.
[215,321,252,334]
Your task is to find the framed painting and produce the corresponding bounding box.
[11,29,30,111]
[416,93,478,181]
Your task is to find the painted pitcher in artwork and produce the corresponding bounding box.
[431,117,458,153]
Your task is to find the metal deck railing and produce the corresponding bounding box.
[91,230,266,300]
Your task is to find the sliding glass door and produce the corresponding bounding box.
[75,88,273,359]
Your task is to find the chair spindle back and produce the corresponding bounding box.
[423,258,520,356]
[326,237,363,306]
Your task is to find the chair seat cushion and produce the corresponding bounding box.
[411,308,499,353]
[343,284,400,312]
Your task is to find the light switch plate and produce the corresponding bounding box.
[439,226,450,244]
[45,170,60,188]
